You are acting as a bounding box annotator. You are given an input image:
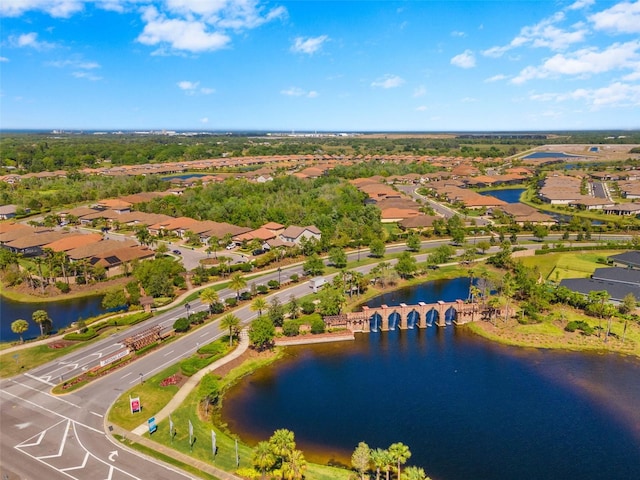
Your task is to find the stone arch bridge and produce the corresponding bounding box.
[324,300,497,332]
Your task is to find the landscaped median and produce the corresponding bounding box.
[106,332,352,480]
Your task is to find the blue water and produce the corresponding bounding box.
[222,278,640,480]
[0,295,107,342]
[479,188,525,204]
[162,173,208,181]
[523,152,582,159]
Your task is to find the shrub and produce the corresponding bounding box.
[209,302,225,314]
[282,320,300,337]
[301,300,316,315]
[56,281,70,293]
[256,285,269,295]
[173,317,190,332]
[290,273,299,283]
[267,279,280,290]
[63,328,97,341]
[565,320,594,335]
[240,291,252,301]
[225,297,238,308]
[310,316,325,334]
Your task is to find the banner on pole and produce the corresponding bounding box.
[235,438,239,467]
[169,414,174,436]
[212,430,217,458]
[189,419,193,445]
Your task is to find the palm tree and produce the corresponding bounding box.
[11,319,29,343]
[252,441,275,479]
[268,428,296,461]
[33,257,46,293]
[220,314,240,347]
[208,235,220,259]
[217,256,231,277]
[388,442,411,480]
[281,449,306,480]
[501,272,515,323]
[251,297,268,317]
[370,448,387,480]
[199,287,219,313]
[229,272,247,300]
[32,309,51,337]
[403,466,431,480]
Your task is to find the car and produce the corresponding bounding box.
[172,249,182,255]
[252,249,265,256]
[226,243,235,250]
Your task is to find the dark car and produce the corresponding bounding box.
[252,249,265,256]
[172,249,182,255]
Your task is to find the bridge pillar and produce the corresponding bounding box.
[436,302,447,327]
[380,305,389,331]
[417,302,427,328]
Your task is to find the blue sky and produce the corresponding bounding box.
[1,0,639,131]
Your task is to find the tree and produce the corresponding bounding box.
[369,238,386,258]
[11,319,29,343]
[253,441,276,479]
[388,442,411,480]
[32,309,52,337]
[476,240,491,255]
[102,288,127,310]
[200,287,220,313]
[155,242,169,257]
[619,293,637,314]
[268,428,296,461]
[406,233,421,252]
[303,254,324,276]
[288,294,300,319]
[370,448,388,480]
[351,441,371,480]
[251,297,268,317]
[208,235,220,259]
[249,315,275,350]
[403,466,431,480]
[395,252,417,279]
[532,224,549,242]
[268,297,285,327]
[501,272,516,323]
[281,448,307,480]
[329,247,347,268]
[135,226,152,247]
[229,272,247,300]
[220,314,240,346]
[317,286,346,316]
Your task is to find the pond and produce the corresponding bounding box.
[221,278,640,480]
[479,188,525,204]
[0,294,107,342]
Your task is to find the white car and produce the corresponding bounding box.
[226,243,235,250]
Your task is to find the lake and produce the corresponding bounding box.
[221,279,640,480]
[0,295,107,342]
[479,188,525,204]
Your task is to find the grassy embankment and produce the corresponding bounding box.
[108,342,351,480]
[469,250,640,357]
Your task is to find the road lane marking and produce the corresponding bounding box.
[23,373,56,387]
[199,332,210,337]
[91,411,103,418]
[11,380,80,408]
[59,451,89,472]
[163,350,175,357]
[2,390,103,434]
[120,372,132,379]
[38,420,71,459]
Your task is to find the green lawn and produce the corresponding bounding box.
[518,250,622,281]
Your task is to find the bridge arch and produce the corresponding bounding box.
[388,311,401,330]
[370,313,382,332]
[425,308,438,327]
[445,306,457,325]
[407,310,420,329]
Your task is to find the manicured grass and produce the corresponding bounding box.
[0,338,97,378]
[518,250,622,281]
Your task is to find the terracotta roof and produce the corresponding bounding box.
[43,233,103,252]
[67,239,137,260]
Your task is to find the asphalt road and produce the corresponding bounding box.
[0,233,634,479]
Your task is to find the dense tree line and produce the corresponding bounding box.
[137,175,384,245]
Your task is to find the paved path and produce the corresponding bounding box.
[130,329,249,436]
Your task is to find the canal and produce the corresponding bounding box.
[221,278,640,480]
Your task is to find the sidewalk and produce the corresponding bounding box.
[131,329,249,436]
[108,424,241,480]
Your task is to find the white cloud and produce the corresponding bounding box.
[568,0,595,11]
[413,85,427,97]
[512,40,640,84]
[47,59,100,69]
[482,9,587,58]
[530,81,640,108]
[590,1,640,34]
[451,30,466,37]
[280,87,318,98]
[9,32,55,50]
[484,74,507,83]
[72,71,102,81]
[371,74,405,88]
[137,6,231,53]
[291,35,329,55]
[0,57,9,62]
[200,117,209,124]
[415,105,427,111]
[178,80,214,95]
[461,97,478,103]
[0,0,84,18]
[450,50,476,68]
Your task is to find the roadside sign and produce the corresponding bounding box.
[130,396,141,414]
[148,417,157,434]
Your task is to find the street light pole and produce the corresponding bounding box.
[278,267,281,286]
[139,373,143,385]
[185,303,190,320]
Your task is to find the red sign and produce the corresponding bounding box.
[130,396,141,414]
